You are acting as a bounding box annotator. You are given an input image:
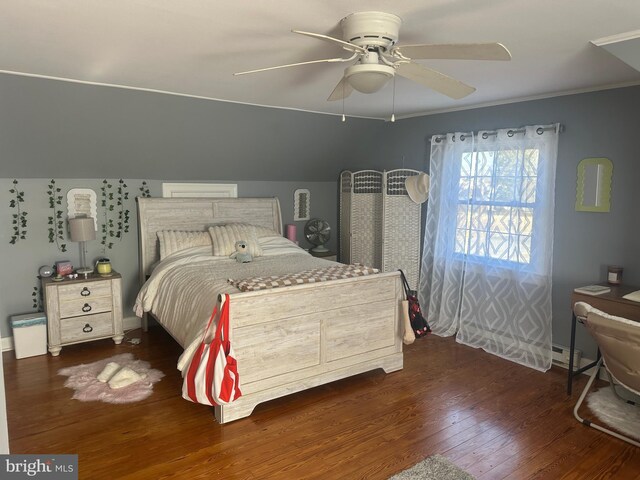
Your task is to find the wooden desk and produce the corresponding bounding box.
[568,283,640,394]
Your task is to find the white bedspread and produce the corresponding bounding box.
[134,236,335,372]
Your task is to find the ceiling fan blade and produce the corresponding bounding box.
[327,77,354,101]
[396,62,476,99]
[395,43,512,61]
[234,57,350,76]
[292,30,366,54]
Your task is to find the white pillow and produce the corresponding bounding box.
[248,224,280,238]
[259,235,309,256]
[213,222,280,238]
[208,224,263,257]
[157,230,211,260]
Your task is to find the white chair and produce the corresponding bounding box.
[572,301,640,447]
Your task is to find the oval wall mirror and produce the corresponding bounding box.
[575,157,613,212]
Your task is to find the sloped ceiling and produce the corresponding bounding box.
[1,0,640,120]
[592,30,640,72]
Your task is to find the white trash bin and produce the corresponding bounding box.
[11,313,47,359]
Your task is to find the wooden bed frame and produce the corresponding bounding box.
[137,197,403,423]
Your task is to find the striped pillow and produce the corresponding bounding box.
[212,222,280,238]
[157,230,211,260]
[208,224,263,257]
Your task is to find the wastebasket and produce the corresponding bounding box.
[11,313,47,359]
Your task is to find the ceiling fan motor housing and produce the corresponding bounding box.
[341,11,402,50]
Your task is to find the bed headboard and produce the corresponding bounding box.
[137,197,283,282]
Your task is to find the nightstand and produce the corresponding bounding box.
[43,272,124,356]
[309,250,338,262]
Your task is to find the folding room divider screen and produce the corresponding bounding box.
[339,169,422,288]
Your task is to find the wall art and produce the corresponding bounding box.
[47,179,66,252]
[294,188,311,221]
[100,179,130,251]
[9,179,28,244]
[66,188,98,228]
[31,285,41,311]
[139,180,151,198]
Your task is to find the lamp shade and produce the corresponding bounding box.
[68,217,96,242]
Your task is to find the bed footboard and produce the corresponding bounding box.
[215,271,403,423]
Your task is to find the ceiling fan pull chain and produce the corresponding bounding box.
[341,77,346,122]
[391,75,396,123]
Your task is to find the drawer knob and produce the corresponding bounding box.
[81,287,91,297]
[82,303,92,313]
[83,324,93,333]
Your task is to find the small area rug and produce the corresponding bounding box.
[587,386,640,441]
[58,353,164,404]
[389,454,475,480]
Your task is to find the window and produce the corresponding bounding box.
[421,125,559,370]
[162,182,237,198]
[455,147,540,264]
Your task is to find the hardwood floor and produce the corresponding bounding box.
[3,328,639,479]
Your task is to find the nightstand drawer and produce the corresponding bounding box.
[57,281,112,302]
[59,296,113,319]
[61,312,113,343]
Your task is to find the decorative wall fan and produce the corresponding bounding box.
[235,11,511,101]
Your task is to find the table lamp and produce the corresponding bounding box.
[68,216,96,278]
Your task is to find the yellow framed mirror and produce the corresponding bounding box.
[575,157,613,212]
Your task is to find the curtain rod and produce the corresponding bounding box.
[432,124,564,143]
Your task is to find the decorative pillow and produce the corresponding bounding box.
[208,224,263,257]
[157,230,211,260]
[214,222,280,238]
[251,224,281,238]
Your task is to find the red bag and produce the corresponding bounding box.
[182,294,242,406]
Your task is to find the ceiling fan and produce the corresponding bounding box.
[234,11,512,101]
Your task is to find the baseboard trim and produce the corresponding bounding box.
[555,355,608,380]
[122,316,142,333]
[2,316,141,353]
[1,337,13,353]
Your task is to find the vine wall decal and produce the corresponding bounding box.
[100,180,113,251]
[47,179,66,252]
[9,179,28,244]
[116,179,130,238]
[100,179,131,252]
[139,180,151,198]
[32,285,41,311]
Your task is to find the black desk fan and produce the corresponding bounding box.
[304,218,331,253]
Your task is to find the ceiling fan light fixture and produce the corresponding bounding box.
[344,64,395,94]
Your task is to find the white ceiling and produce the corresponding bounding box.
[1,0,640,120]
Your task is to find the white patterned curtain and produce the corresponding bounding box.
[418,125,559,371]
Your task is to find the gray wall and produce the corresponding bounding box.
[0,73,386,181]
[0,178,337,339]
[367,86,640,358]
[0,73,349,339]
[1,71,638,360]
